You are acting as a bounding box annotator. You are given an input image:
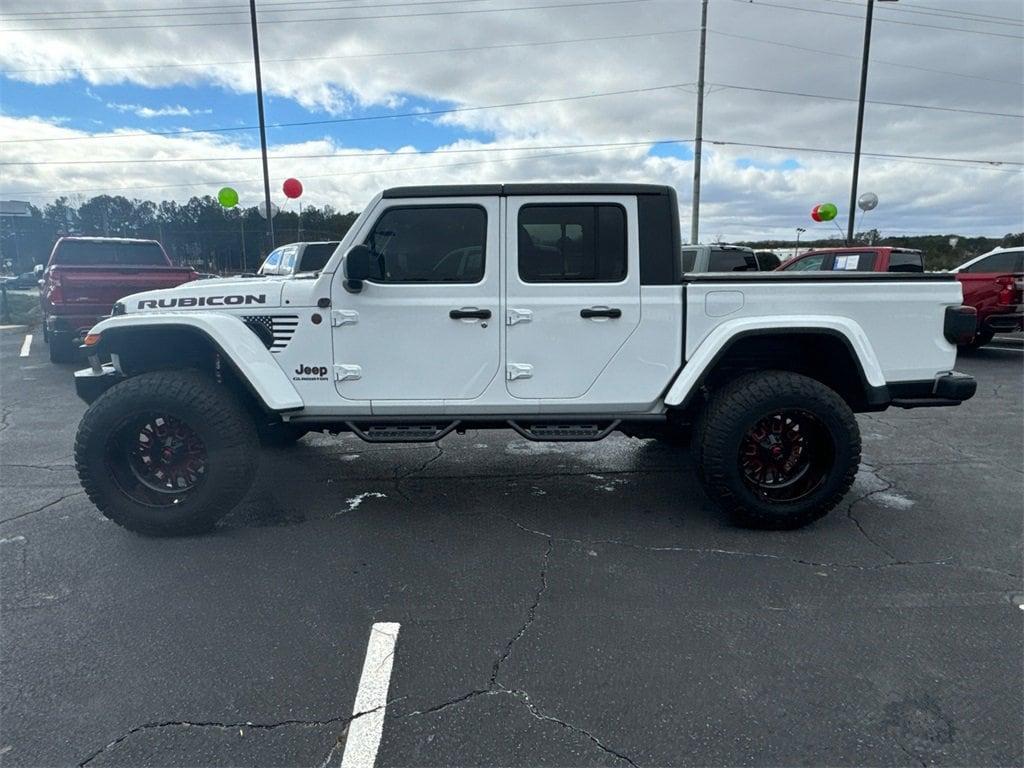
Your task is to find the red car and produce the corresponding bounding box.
[38,237,197,363]
[951,247,1023,348]
[777,246,925,273]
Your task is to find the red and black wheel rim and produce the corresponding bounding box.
[738,410,834,503]
[106,414,208,507]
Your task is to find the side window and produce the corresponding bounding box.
[888,251,924,273]
[681,248,698,273]
[281,247,298,274]
[708,249,757,272]
[964,251,1023,273]
[831,253,875,271]
[518,204,626,283]
[786,254,827,271]
[364,206,486,283]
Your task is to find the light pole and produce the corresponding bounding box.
[847,0,898,245]
[795,227,805,258]
[690,0,709,245]
[249,0,274,253]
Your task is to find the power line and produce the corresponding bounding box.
[2,27,694,75]
[0,0,656,33]
[0,137,693,166]
[897,1,1024,24]
[724,0,1024,40]
[0,0,465,18]
[709,30,1024,87]
[707,138,1023,168]
[709,81,1023,119]
[0,142,688,198]
[818,0,1024,27]
[0,81,695,144]
[0,0,510,24]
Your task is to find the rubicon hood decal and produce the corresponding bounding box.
[137,294,267,309]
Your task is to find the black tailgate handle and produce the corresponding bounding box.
[580,307,622,319]
[450,307,491,320]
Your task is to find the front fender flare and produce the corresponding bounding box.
[664,316,886,407]
[88,313,304,412]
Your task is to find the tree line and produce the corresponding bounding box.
[0,194,359,274]
[0,195,1020,274]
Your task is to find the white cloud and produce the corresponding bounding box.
[106,102,212,118]
[0,0,1020,238]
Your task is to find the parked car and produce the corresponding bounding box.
[777,246,925,273]
[681,244,765,272]
[951,246,1023,348]
[258,241,340,277]
[754,250,782,271]
[73,182,975,536]
[1,272,39,290]
[38,237,197,363]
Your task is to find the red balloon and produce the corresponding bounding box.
[282,178,303,199]
[810,204,823,222]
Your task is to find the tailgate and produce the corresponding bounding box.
[55,266,195,309]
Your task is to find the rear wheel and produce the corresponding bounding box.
[75,370,259,536]
[696,371,860,529]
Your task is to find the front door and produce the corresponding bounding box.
[504,196,641,400]
[331,198,501,402]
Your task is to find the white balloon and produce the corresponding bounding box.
[858,192,878,212]
[257,200,280,219]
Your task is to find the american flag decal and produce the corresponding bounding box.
[242,315,299,353]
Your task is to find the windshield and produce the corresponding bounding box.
[53,240,167,266]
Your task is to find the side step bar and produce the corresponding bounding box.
[506,420,620,442]
[344,421,461,443]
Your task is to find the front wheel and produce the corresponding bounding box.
[75,370,259,536]
[696,371,861,529]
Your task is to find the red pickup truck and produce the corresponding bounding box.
[951,247,1024,348]
[39,237,197,363]
[777,246,925,273]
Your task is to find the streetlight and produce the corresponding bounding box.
[795,227,806,258]
[847,0,898,245]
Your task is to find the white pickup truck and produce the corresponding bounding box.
[72,184,977,536]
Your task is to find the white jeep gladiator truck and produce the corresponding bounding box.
[72,184,977,536]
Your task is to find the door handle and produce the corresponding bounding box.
[580,307,622,319]
[450,307,492,320]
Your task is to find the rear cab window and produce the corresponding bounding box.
[517,204,626,283]
[707,248,757,272]
[963,251,1024,273]
[888,250,924,273]
[297,243,338,273]
[52,240,168,266]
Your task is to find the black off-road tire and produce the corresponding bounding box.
[75,370,259,536]
[696,370,861,529]
[48,332,76,364]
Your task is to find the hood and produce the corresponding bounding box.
[121,277,286,313]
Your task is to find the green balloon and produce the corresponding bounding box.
[819,202,838,221]
[218,187,239,208]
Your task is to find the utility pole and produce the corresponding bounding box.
[847,0,897,245]
[690,0,709,245]
[249,0,274,252]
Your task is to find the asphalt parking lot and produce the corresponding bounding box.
[1,327,1021,768]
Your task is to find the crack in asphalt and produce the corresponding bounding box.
[845,475,900,560]
[0,490,85,526]
[490,537,553,687]
[78,705,390,767]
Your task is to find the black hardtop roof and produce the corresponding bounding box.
[382,183,674,198]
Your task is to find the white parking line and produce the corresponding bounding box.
[19,334,32,357]
[341,622,401,768]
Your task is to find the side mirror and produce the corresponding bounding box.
[33,264,44,276]
[343,244,378,292]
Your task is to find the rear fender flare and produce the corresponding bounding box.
[664,316,885,407]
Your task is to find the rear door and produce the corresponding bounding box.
[331,198,501,403]
[504,195,640,400]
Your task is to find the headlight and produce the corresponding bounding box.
[111,301,126,316]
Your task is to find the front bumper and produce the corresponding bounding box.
[74,364,123,404]
[888,371,977,409]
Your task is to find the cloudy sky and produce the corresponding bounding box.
[0,0,1021,240]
